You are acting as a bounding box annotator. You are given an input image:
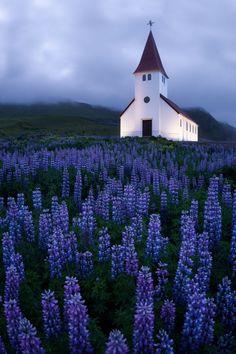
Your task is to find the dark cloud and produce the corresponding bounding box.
[0,0,236,125]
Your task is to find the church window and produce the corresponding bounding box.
[186,122,188,131]
[180,119,182,127]
[190,124,191,132]
[162,76,165,84]
[144,96,150,103]
[142,74,146,81]
[148,73,152,80]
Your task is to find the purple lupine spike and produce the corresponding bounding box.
[169,177,179,205]
[131,214,143,242]
[98,227,111,262]
[136,189,150,216]
[122,226,138,276]
[0,336,7,354]
[189,199,198,228]
[23,210,35,242]
[123,184,136,219]
[66,294,93,354]
[136,266,154,306]
[222,183,232,208]
[76,251,94,278]
[217,333,235,354]
[47,228,66,278]
[62,167,70,198]
[17,193,25,209]
[59,201,69,233]
[160,300,176,334]
[216,276,236,331]
[39,209,52,248]
[173,215,197,303]
[112,196,124,224]
[74,168,82,208]
[10,252,25,282]
[232,190,236,227]
[32,187,42,209]
[146,214,168,263]
[193,232,212,293]
[2,232,15,269]
[153,170,160,195]
[76,200,96,245]
[64,231,77,264]
[181,288,216,352]
[64,276,81,326]
[160,191,167,213]
[111,245,125,279]
[155,262,169,299]
[105,329,129,354]
[18,318,45,354]
[4,265,20,303]
[4,299,23,350]
[41,290,62,337]
[230,225,236,277]
[155,329,174,354]
[204,177,222,247]
[133,301,154,354]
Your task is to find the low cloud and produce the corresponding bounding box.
[0,0,236,125]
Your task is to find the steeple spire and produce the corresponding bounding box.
[133,30,168,78]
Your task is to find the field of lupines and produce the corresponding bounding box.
[0,136,236,353]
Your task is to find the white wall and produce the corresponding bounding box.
[120,100,141,137]
[159,99,198,141]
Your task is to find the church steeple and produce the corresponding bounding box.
[134,30,168,78]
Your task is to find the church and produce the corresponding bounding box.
[120,28,198,141]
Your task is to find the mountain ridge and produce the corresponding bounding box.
[0,102,235,141]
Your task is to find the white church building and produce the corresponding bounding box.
[120,30,198,141]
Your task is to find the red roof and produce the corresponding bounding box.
[160,94,197,124]
[134,31,168,78]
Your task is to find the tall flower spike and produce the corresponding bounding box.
[66,294,93,354]
[133,301,154,354]
[18,318,45,354]
[41,290,62,337]
[105,330,129,354]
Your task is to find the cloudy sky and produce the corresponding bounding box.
[0,0,236,125]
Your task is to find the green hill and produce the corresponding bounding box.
[184,107,236,141]
[0,102,235,141]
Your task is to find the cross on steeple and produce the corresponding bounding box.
[147,20,155,30]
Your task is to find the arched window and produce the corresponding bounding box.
[148,73,152,80]
[142,74,146,81]
[180,119,182,127]
[186,122,188,131]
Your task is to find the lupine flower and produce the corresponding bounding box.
[217,333,235,354]
[66,294,93,354]
[10,252,25,281]
[136,266,154,306]
[74,168,82,208]
[181,288,216,352]
[32,188,42,209]
[98,227,111,262]
[18,318,45,354]
[41,290,61,337]
[155,329,174,354]
[2,232,15,269]
[47,227,66,278]
[123,185,136,218]
[105,329,129,354]
[230,225,236,277]
[173,215,196,303]
[111,245,125,279]
[160,300,176,334]
[64,276,81,326]
[155,262,169,299]
[23,210,35,242]
[4,265,20,303]
[0,336,7,354]
[216,276,236,331]
[122,226,138,276]
[194,232,212,293]
[76,251,94,278]
[62,167,70,198]
[189,199,198,228]
[4,299,23,350]
[133,301,154,354]
[39,209,52,248]
[146,214,168,263]
[160,192,167,213]
[131,214,143,241]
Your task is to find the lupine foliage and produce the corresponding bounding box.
[0,137,235,353]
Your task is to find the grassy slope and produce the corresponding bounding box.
[0,102,236,141]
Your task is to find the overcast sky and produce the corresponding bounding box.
[0,0,236,125]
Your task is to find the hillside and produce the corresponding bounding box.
[184,107,236,141]
[0,102,236,141]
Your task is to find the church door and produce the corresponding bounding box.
[142,120,152,137]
